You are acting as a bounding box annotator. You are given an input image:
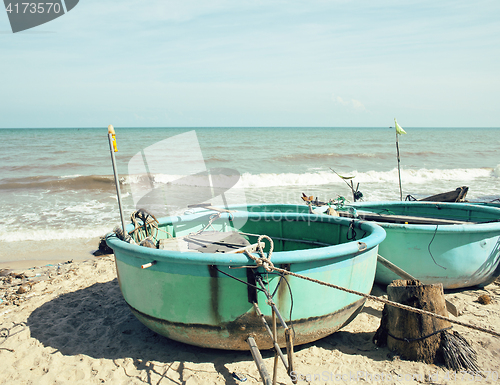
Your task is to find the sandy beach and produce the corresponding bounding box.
[0,254,498,385]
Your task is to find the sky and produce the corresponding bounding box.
[1,0,499,128]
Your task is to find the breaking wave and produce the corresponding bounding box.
[239,167,495,188]
[0,167,496,192]
[0,175,116,191]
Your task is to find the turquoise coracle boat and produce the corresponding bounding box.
[349,201,500,289]
[106,209,385,350]
[231,202,500,290]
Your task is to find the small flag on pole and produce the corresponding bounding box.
[395,118,406,135]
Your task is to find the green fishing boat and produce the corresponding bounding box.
[231,202,500,290]
[347,201,500,289]
[106,209,385,350]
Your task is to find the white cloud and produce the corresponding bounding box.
[332,94,366,111]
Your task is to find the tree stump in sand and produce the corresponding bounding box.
[374,280,451,364]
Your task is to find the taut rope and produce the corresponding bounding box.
[244,238,500,339]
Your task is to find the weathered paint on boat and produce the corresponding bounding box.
[106,210,385,350]
[350,201,500,289]
[467,201,500,209]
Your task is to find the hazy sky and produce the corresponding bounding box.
[1,0,499,128]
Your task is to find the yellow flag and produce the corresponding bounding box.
[395,118,406,135]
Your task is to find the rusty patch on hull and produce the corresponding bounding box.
[129,298,366,351]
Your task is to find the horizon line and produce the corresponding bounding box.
[1,126,500,130]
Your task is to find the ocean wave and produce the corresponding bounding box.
[274,152,390,162]
[403,151,441,157]
[494,164,500,177]
[239,167,496,188]
[0,162,89,173]
[0,172,240,192]
[204,156,230,163]
[1,166,496,192]
[0,175,117,191]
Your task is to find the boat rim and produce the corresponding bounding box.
[349,201,500,233]
[106,210,386,266]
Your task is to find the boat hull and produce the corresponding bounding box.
[351,202,500,289]
[107,210,385,350]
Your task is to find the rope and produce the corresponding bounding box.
[129,209,174,244]
[242,245,500,339]
[347,221,357,241]
[243,235,274,272]
[428,225,447,270]
[387,326,453,343]
[212,266,264,293]
[187,213,222,238]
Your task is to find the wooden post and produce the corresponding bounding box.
[381,280,451,364]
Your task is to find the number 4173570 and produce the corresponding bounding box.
[5,3,62,14]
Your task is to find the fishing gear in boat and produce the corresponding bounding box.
[301,193,359,218]
[129,208,162,246]
[330,168,363,202]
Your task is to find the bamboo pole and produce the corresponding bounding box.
[377,254,459,317]
[272,309,278,385]
[396,129,403,201]
[247,336,272,385]
[252,302,288,369]
[107,125,128,239]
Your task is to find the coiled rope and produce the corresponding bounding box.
[129,209,172,244]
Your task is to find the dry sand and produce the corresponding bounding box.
[1,256,499,385]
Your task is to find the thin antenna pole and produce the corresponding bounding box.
[107,125,128,238]
[330,167,357,201]
[395,129,403,201]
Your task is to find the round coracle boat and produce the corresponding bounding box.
[106,209,386,350]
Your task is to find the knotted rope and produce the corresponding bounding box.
[244,235,275,272]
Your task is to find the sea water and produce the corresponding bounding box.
[1,127,499,263]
